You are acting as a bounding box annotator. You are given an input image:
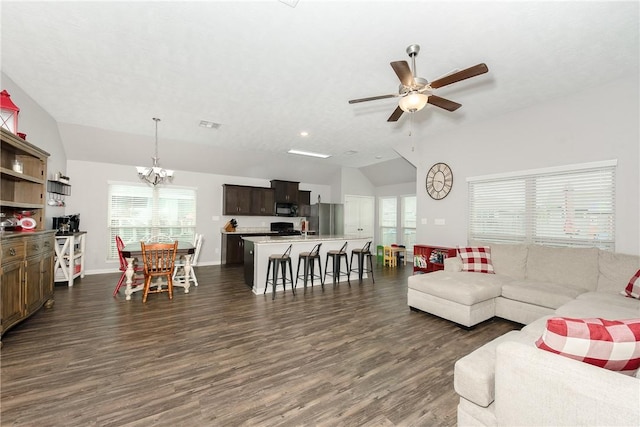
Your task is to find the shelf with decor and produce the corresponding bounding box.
[47,180,71,196]
[0,128,48,230]
[413,245,457,273]
[54,232,86,287]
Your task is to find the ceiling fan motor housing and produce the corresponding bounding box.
[398,77,430,95]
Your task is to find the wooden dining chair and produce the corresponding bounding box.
[113,235,144,297]
[140,240,178,303]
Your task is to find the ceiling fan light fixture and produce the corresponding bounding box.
[399,92,429,113]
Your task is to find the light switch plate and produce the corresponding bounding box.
[421,218,427,225]
[434,218,446,225]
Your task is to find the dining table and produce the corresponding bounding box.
[121,241,195,301]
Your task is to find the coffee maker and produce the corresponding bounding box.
[53,214,80,235]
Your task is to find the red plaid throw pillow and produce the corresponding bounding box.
[622,269,640,299]
[536,317,640,374]
[457,246,495,274]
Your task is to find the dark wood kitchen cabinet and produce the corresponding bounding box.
[298,190,311,217]
[222,233,245,264]
[223,185,252,215]
[251,187,275,216]
[270,180,299,204]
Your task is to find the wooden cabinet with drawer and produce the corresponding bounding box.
[1,231,55,340]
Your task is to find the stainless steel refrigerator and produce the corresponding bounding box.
[309,203,344,235]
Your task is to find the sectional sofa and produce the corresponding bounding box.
[407,242,640,426]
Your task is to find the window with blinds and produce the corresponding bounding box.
[107,183,197,260]
[379,197,397,246]
[468,160,616,250]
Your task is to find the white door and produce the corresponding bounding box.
[344,195,375,239]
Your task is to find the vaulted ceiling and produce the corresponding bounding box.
[1,1,638,185]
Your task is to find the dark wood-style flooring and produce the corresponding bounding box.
[1,263,519,426]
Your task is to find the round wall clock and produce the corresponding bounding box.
[426,162,453,200]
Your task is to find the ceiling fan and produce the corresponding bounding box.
[348,44,489,122]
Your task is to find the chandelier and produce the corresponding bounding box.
[136,118,174,186]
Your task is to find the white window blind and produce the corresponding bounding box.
[107,183,197,260]
[379,197,397,246]
[401,195,416,251]
[468,161,616,250]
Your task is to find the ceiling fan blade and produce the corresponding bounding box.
[387,106,404,122]
[429,63,489,89]
[348,93,398,104]
[390,61,415,87]
[427,95,462,112]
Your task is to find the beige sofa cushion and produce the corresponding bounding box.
[597,251,640,293]
[454,329,538,408]
[407,271,506,305]
[468,241,528,279]
[501,280,587,309]
[577,291,640,312]
[526,245,599,291]
[556,297,640,319]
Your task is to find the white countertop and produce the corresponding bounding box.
[242,234,371,244]
[220,228,275,235]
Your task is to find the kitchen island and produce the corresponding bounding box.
[242,235,371,295]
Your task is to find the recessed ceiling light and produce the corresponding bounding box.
[287,149,331,159]
[344,150,358,156]
[300,131,309,137]
[199,120,221,129]
[375,155,383,159]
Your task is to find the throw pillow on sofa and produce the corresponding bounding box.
[535,317,640,374]
[621,269,640,299]
[457,246,495,274]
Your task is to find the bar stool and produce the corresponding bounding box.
[323,241,350,285]
[350,241,375,283]
[264,244,294,300]
[296,243,323,289]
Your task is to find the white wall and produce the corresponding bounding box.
[375,182,416,198]
[1,72,68,228]
[65,160,333,274]
[340,167,375,200]
[396,75,640,255]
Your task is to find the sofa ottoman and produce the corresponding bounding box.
[407,271,509,327]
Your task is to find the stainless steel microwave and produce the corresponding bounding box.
[275,203,297,217]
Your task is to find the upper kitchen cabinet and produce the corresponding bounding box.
[223,185,276,216]
[0,129,48,230]
[251,187,275,216]
[223,185,252,215]
[270,180,299,204]
[298,190,311,217]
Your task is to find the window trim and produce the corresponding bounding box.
[466,159,617,183]
[467,160,617,250]
[107,181,197,260]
